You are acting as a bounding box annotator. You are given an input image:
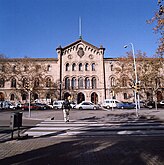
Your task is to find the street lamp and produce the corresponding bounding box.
[124,43,139,117]
[28,88,33,118]
[25,80,33,118]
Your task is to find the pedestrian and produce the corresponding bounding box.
[62,98,71,122]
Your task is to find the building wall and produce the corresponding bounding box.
[0,39,163,104]
[57,39,106,104]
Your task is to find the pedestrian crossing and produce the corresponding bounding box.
[0,129,11,142]
[24,119,164,138]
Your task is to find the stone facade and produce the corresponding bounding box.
[0,39,163,104]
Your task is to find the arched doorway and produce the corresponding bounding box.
[0,92,5,101]
[63,92,71,100]
[77,92,85,104]
[33,93,39,100]
[157,91,163,102]
[91,92,98,104]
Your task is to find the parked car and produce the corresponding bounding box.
[70,101,76,109]
[158,100,164,108]
[53,100,64,109]
[144,101,155,109]
[21,103,38,110]
[0,101,16,110]
[75,101,99,110]
[102,99,120,109]
[139,101,145,108]
[116,102,136,109]
[34,103,50,110]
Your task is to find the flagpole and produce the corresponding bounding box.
[79,17,82,39]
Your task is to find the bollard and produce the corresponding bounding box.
[10,112,23,139]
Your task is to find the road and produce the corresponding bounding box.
[0,108,164,165]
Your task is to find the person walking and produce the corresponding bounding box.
[62,98,71,122]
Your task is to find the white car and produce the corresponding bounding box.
[70,102,76,109]
[160,100,164,105]
[53,100,64,109]
[75,101,99,110]
[102,99,120,109]
[159,100,164,108]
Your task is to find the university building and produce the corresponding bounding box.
[0,39,163,104]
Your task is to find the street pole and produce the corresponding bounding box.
[28,90,31,118]
[124,43,139,117]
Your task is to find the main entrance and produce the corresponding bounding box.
[91,92,98,104]
[77,92,85,104]
[0,92,5,101]
[157,91,163,102]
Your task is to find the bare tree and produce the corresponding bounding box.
[114,51,163,106]
[0,58,56,103]
[147,0,164,57]
[0,53,7,59]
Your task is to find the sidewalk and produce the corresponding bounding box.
[22,108,164,122]
[0,109,164,165]
[1,108,164,165]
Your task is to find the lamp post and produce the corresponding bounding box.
[124,43,139,117]
[28,88,32,118]
[25,80,32,118]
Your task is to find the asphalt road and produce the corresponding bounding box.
[0,108,164,165]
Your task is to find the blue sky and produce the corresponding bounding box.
[0,0,159,58]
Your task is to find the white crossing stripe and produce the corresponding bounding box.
[24,119,164,138]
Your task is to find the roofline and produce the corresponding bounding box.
[104,57,164,61]
[0,58,58,62]
[60,39,103,51]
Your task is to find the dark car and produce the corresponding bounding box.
[21,103,38,110]
[116,102,136,109]
[34,103,50,110]
[158,100,164,108]
[144,101,155,109]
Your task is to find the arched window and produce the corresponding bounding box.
[0,65,5,72]
[46,77,51,87]
[36,65,40,72]
[24,66,28,72]
[11,78,16,88]
[78,77,83,88]
[122,77,127,87]
[0,78,5,88]
[123,93,128,99]
[155,78,161,87]
[2,66,5,72]
[12,65,16,72]
[85,63,89,71]
[47,65,51,71]
[92,63,95,71]
[46,93,51,99]
[34,78,39,87]
[10,94,15,101]
[22,78,28,88]
[111,77,115,87]
[91,77,96,89]
[34,93,39,100]
[85,77,90,89]
[22,93,27,101]
[79,63,82,71]
[65,77,70,89]
[111,64,114,71]
[72,77,76,89]
[72,63,76,71]
[66,63,69,71]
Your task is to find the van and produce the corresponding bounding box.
[102,99,120,109]
[0,101,16,110]
[53,100,64,109]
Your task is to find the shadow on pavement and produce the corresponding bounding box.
[1,112,164,165]
[0,136,164,165]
